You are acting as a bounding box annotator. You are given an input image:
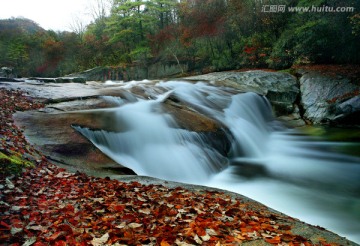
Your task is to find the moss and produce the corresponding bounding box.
[278,68,297,76]
[0,151,34,175]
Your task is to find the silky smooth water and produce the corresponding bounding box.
[75,80,360,243]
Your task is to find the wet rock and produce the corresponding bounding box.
[277,105,307,128]
[25,77,86,83]
[163,96,221,132]
[299,71,360,124]
[162,96,232,156]
[13,108,134,176]
[184,71,299,116]
[0,81,103,101]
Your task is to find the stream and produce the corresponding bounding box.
[74,80,360,244]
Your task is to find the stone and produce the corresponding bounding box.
[26,77,86,83]
[299,71,360,124]
[6,80,231,175]
[184,71,299,116]
[13,108,136,176]
[162,96,232,156]
[0,67,15,78]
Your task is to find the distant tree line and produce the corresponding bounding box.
[0,0,359,78]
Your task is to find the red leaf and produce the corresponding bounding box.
[54,240,67,246]
[65,204,75,213]
[33,242,48,246]
[121,214,136,223]
[0,221,11,230]
[46,231,65,241]
[113,204,125,212]
[265,236,281,244]
[57,224,73,234]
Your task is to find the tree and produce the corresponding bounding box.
[69,15,87,40]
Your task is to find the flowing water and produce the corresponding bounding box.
[75,80,360,243]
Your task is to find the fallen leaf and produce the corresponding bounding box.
[22,237,36,246]
[175,239,195,246]
[265,236,281,244]
[128,223,142,229]
[0,221,11,229]
[10,227,23,235]
[161,239,171,246]
[116,222,127,229]
[46,231,65,241]
[91,233,109,246]
[55,172,72,178]
[139,208,151,214]
[200,233,211,242]
[113,204,125,212]
[194,234,202,244]
[6,178,15,189]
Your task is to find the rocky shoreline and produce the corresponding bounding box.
[0,69,359,245]
[185,69,360,127]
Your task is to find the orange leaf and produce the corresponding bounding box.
[33,242,48,246]
[160,239,171,246]
[265,236,281,244]
[54,241,67,246]
[113,204,126,212]
[195,227,207,236]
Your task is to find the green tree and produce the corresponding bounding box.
[8,41,29,72]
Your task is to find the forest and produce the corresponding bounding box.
[0,0,359,78]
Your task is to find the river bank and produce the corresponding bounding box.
[0,67,360,245]
[0,87,357,246]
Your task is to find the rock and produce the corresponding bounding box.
[299,71,360,124]
[27,77,86,83]
[332,95,360,124]
[67,62,187,82]
[67,66,123,81]
[13,106,135,176]
[0,67,16,78]
[162,96,232,156]
[184,71,299,116]
[4,79,232,174]
[0,81,103,101]
[277,105,307,128]
[58,77,86,83]
[162,96,221,132]
[0,77,22,82]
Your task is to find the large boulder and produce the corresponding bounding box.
[162,96,232,156]
[13,107,136,176]
[299,71,360,124]
[184,71,299,116]
[6,80,231,175]
[0,67,15,78]
[0,81,103,102]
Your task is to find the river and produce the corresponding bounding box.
[74,80,360,244]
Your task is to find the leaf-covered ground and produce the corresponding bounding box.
[0,88,346,246]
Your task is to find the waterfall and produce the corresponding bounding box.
[74,86,229,183]
[73,80,360,243]
[75,81,278,183]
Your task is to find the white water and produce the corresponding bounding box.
[74,80,360,244]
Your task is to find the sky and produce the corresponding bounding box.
[0,0,93,31]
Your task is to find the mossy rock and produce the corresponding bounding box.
[0,151,34,175]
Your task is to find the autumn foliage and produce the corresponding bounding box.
[0,164,340,246]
